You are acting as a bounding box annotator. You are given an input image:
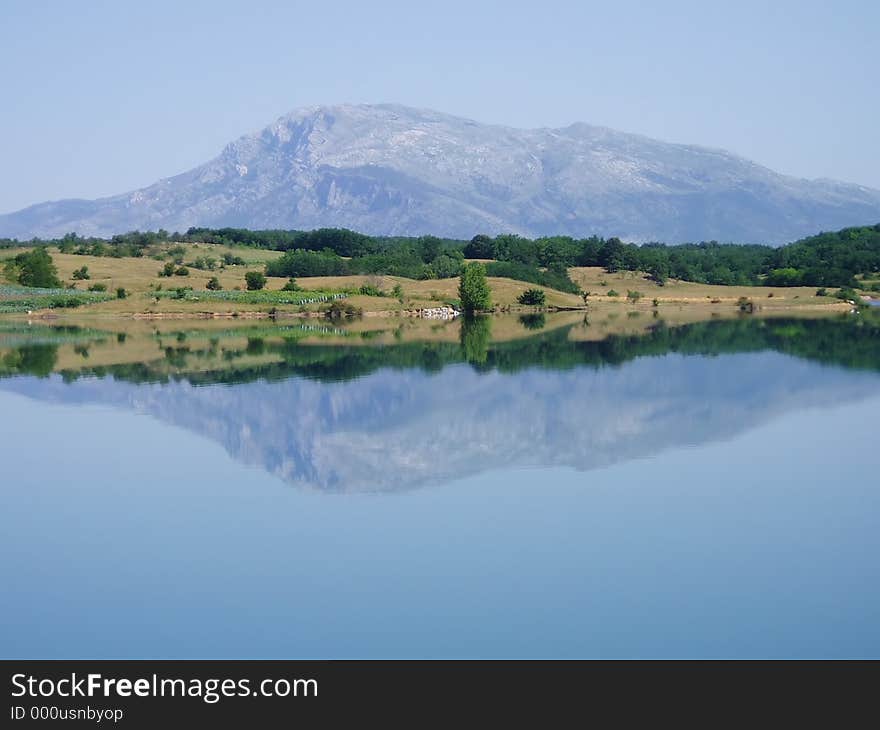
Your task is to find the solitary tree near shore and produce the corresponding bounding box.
[458,263,491,314]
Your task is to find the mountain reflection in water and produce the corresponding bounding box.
[1,314,879,492]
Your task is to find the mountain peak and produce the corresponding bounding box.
[3,104,880,244]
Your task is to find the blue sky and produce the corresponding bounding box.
[1,0,877,213]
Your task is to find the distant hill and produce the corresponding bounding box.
[3,103,880,244]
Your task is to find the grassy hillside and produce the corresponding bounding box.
[0,238,862,318]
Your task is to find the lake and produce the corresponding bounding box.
[1,313,879,658]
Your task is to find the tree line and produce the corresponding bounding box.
[4,223,879,290]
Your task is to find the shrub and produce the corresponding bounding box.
[626,290,643,304]
[245,271,267,290]
[174,266,190,277]
[517,288,546,306]
[206,277,222,291]
[815,288,827,297]
[159,262,176,277]
[49,297,82,308]
[87,283,107,292]
[282,278,300,291]
[190,256,217,271]
[116,288,127,299]
[72,266,90,281]
[607,289,619,297]
[324,300,362,319]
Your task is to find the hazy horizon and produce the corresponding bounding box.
[2,0,878,214]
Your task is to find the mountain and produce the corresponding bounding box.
[3,103,880,244]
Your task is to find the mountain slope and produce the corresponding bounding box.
[3,103,880,244]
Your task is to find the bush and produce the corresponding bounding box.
[174,266,190,277]
[222,253,246,266]
[626,290,643,304]
[190,256,217,271]
[72,266,90,281]
[324,300,362,319]
[517,288,546,306]
[159,262,176,277]
[816,287,828,297]
[116,288,127,299]
[87,283,107,292]
[206,277,222,291]
[49,297,82,308]
[282,278,300,291]
[607,289,619,297]
[245,271,267,290]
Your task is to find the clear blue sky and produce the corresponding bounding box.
[1,0,877,214]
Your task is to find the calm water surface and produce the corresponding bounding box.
[1,316,879,657]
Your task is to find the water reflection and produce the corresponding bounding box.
[2,314,879,492]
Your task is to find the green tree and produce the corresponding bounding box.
[72,265,90,280]
[13,248,62,288]
[599,237,626,272]
[458,262,491,314]
[626,290,643,305]
[206,277,222,291]
[245,271,267,290]
[464,234,495,259]
[648,261,669,286]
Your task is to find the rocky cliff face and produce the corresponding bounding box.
[3,103,880,243]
